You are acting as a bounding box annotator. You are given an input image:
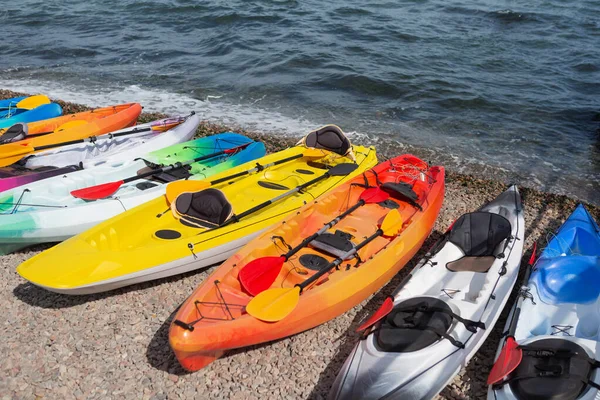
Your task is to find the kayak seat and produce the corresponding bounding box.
[375,297,484,352]
[171,188,233,229]
[501,339,600,400]
[310,230,355,260]
[376,297,453,353]
[446,256,497,273]
[151,167,192,183]
[381,182,421,210]
[0,123,27,144]
[532,256,600,305]
[301,124,352,157]
[446,212,512,273]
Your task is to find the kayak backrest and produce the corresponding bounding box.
[448,212,511,257]
[533,256,600,305]
[171,188,233,228]
[299,124,355,160]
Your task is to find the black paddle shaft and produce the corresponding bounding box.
[282,199,366,259]
[33,127,153,152]
[122,142,251,184]
[223,163,358,226]
[209,153,304,187]
[298,227,384,292]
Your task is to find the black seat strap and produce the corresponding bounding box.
[495,367,600,391]
[392,302,486,333]
[519,346,600,368]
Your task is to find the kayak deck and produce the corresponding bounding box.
[169,155,445,372]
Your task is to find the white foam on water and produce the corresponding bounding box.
[0,79,318,137]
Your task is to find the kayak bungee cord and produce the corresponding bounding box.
[376,188,523,399]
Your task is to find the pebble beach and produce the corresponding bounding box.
[1,90,599,400]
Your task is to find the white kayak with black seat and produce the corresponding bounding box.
[488,204,600,400]
[329,185,524,400]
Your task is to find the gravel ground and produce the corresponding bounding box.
[1,90,599,399]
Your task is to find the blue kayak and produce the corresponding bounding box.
[0,96,63,129]
[0,96,27,119]
[489,204,600,400]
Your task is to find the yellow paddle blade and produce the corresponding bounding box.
[0,144,34,167]
[380,209,403,237]
[166,180,210,204]
[246,286,301,322]
[16,95,51,110]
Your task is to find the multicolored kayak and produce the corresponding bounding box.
[2,132,264,256]
[16,125,375,294]
[169,154,444,372]
[0,114,200,192]
[0,95,63,128]
[0,103,141,153]
[488,204,600,400]
[329,185,524,400]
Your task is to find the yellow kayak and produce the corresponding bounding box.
[18,126,377,294]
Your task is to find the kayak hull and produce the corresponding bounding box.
[329,186,524,400]
[0,115,200,192]
[169,155,445,372]
[24,115,198,169]
[2,133,265,254]
[16,143,376,293]
[0,103,141,149]
[489,204,600,400]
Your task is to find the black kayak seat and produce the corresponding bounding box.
[503,339,600,400]
[376,297,453,353]
[310,230,355,260]
[446,212,512,273]
[172,188,233,228]
[303,125,351,157]
[0,123,28,144]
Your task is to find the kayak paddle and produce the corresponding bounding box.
[239,187,389,296]
[217,162,359,228]
[70,142,253,201]
[0,118,183,167]
[0,95,51,111]
[165,148,333,203]
[487,242,537,386]
[246,209,404,322]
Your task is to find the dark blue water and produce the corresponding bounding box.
[2,0,599,203]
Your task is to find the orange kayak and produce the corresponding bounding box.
[0,103,141,150]
[169,154,445,371]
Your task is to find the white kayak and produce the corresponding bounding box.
[489,204,600,400]
[0,132,266,255]
[23,114,199,169]
[330,185,524,400]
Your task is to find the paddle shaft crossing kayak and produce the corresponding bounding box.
[329,185,524,400]
[0,103,141,150]
[0,115,200,192]
[489,204,600,400]
[23,114,198,169]
[1,133,264,255]
[16,140,375,294]
[169,154,444,372]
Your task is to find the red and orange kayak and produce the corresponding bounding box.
[0,103,141,151]
[169,154,445,371]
